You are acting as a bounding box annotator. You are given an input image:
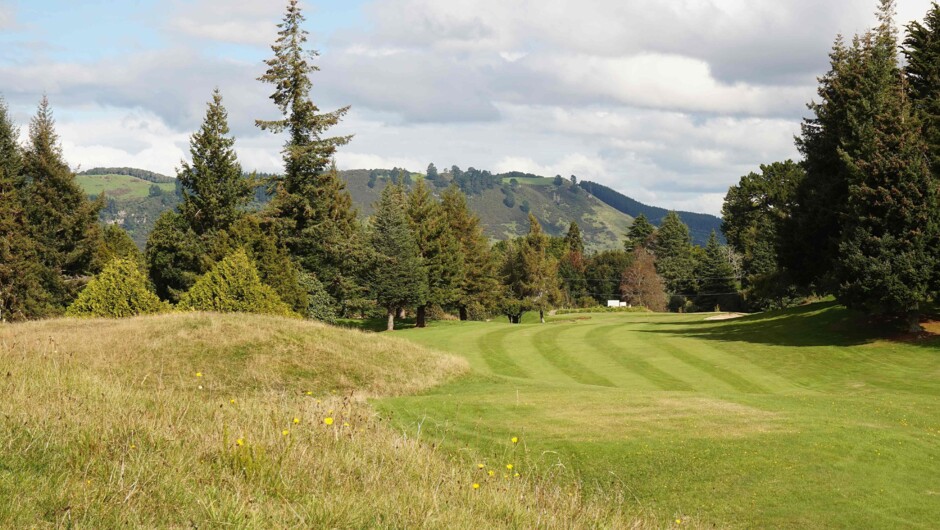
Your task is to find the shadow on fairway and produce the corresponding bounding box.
[641,301,939,349]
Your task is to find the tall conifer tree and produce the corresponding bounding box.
[178,89,252,235]
[652,211,695,295]
[21,96,104,309]
[441,185,499,319]
[521,214,562,323]
[257,0,362,305]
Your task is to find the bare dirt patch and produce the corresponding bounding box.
[704,313,747,321]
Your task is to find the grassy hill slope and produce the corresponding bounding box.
[384,303,940,528]
[76,174,176,200]
[0,313,641,528]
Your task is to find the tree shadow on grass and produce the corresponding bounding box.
[335,317,417,332]
[641,301,940,349]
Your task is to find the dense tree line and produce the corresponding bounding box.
[1,0,745,325]
[722,0,940,329]
[79,166,174,183]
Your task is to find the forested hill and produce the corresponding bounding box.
[578,180,723,244]
[79,166,722,251]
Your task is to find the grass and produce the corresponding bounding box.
[76,174,176,199]
[0,312,648,528]
[380,302,940,529]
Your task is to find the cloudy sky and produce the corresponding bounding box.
[0,0,934,214]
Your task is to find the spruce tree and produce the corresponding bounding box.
[0,97,50,320]
[370,182,428,331]
[521,214,562,323]
[837,1,939,330]
[407,179,463,327]
[146,211,208,302]
[440,185,499,319]
[652,211,695,296]
[178,89,252,235]
[560,221,588,306]
[625,214,656,251]
[256,0,362,306]
[697,231,738,311]
[564,221,584,255]
[21,96,105,309]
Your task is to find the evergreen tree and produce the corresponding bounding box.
[179,249,295,317]
[66,258,169,318]
[21,96,105,309]
[625,214,656,251]
[256,0,362,306]
[520,214,562,323]
[178,89,252,235]
[564,221,584,255]
[146,211,208,302]
[101,224,144,270]
[0,97,50,320]
[696,231,738,311]
[426,162,439,180]
[584,249,633,304]
[407,179,463,327]
[370,182,428,331]
[652,211,695,295]
[440,185,499,319]
[837,1,939,330]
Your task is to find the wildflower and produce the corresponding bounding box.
[477,463,485,469]
[506,464,513,470]
[343,422,350,427]
[236,438,245,447]
[305,391,313,396]
[487,470,495,477]
[293,418,300,424]
[198,385,203,390]
[230,399,236,404]
[130,444,136,449]
[504,474,509,479]
[472,483,480,489]
[196,372,202,378]
[676,519,681,525]
[511,436,518,444]
[324,417,334,425]
[282,429,290,436]
[514,473,520,478]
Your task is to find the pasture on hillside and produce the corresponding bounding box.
[382,302,940,529]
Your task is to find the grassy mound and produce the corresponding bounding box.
[0,313,644,528]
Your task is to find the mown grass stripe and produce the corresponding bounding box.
[585,325,694,391]
[531,324,616,387]
[477,327,530,378]
[649,336,771,394]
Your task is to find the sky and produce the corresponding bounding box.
[0,0,935,215]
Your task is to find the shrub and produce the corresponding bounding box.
[301,273,337,323]
[66,258,169,318]
[178,250,295,317]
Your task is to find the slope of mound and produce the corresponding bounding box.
[0,314,638,527]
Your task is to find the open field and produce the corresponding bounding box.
[76,174,176,199]
[382,302,940,528]
[0,313,647,528]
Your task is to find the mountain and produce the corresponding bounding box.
[578,181,723,245]
[79,167,721,251]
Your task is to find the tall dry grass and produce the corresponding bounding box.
[0,313,648,528]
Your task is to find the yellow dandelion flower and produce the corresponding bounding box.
[282,429,290,436]
[230,399,236,404]
[477,463,485,469]
[130,444,136,449]
[305,391,313,396]
[472,483,480,489]
[343,422,350,427]
[506,464,513,470]
[511,436,518,444]
[324,417,334,425]
[487,470,495,477]
[236,438,245,446]
[293,417,300,424]
[676,519,681,525]
[514,473,520,478]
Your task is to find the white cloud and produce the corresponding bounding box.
[0,4,14,29]
[166,0,282,46]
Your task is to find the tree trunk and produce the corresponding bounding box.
[459,306,468,321]
[387,309,395,332]
[396,307,406,319]
[539,309,545,324]
[908,310,924,334]
[416,305,427,328]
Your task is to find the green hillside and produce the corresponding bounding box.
[383,302,940,528]
[76,174,176,199]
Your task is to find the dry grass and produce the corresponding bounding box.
[0,313,649,528]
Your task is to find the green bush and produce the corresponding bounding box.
[300,273,337,323]
[178,250,295,317]
[66,258,169,318]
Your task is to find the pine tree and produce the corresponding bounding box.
[407,179,463,327]
[520,214,562,323]
[560,221,587,306]
[0,97,51,320]
[178,89,252,235]
[697,231,738,311]
[625,214,656,251]
[146,211,208,302]
[837,1,939,330]
[652,211,695,295]
[440,185,499,319]
[101,225,145,270]
[256,0,361,306]
[370,182,428,331]
[21,96,105,310]
[564,221,584,255]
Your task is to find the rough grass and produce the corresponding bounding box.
[384,302,940,529]
[76,174,176,199]
[0,313,648,528]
